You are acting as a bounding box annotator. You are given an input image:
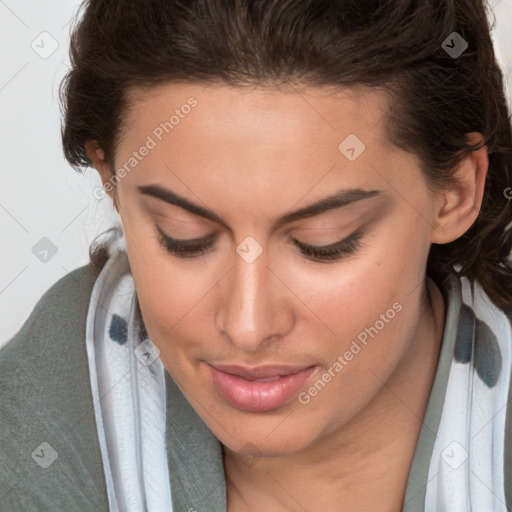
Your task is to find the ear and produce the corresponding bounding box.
[431,133,488,244]
[84,140,119,210]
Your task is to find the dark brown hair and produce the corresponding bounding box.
[59,0,512,317]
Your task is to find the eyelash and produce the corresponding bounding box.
[156,230,215,258]
[156,227,364,262]
[291,230,364,262]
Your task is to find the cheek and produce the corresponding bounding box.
[280,235,427,431]
[121,201,207,310]
[290,216,429,336]
[120,218,207,361]
[285,216,429,404]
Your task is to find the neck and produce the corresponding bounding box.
[224,278,446,512]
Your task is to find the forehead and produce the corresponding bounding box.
[120,81,390,149]
[114,82,403,222]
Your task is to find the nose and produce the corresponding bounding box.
[215,244,294,352]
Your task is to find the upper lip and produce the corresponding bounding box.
[208,363,314,380]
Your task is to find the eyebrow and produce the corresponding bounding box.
[138,184,382,230]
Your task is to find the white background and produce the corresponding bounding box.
[1,0,512,347]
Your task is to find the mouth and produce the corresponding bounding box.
[207,363,317,412]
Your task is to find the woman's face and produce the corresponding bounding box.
[105,82,443,456]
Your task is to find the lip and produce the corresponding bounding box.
[207,363,317,412]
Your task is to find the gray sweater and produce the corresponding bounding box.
[1,261,511,511]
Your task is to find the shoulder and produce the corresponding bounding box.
[0,261,110,511]
[1,263,101,359]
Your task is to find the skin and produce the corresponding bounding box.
[86,82,488,511]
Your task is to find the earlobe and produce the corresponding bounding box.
[431,136,488,244]
[84,140,107,179]
[84,140,116,203]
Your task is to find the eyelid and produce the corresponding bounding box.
[156,223,366,263]
[157,225,364,249]
[292,227,364,248]
[291,229,364,263]
[156,225,214,245]
[156,229,217,259]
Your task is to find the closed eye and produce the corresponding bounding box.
[155,227,215,258]
[291,229,364,262]
[155,225,365,262]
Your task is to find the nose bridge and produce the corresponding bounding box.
[217,245,289,350]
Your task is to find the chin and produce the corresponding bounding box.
[218,412,322,459]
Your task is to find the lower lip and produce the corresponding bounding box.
[208,365,317,412]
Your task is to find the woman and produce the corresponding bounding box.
[1,0,511,510]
